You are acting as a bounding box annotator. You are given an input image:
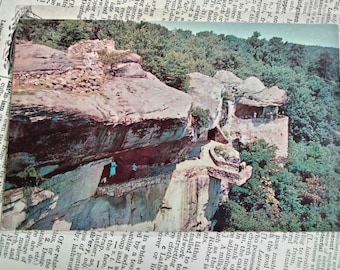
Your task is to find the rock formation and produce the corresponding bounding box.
[187,72,225,129]
[187,72,229,143]
[2,39,288,231]
[214,70,289,159]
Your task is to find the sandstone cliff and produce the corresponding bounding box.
[214,70,289,159]
[2,40,287,231]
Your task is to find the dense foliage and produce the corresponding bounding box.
[16,20,340,231]
[97,49,129,73]
[214,140,340,231]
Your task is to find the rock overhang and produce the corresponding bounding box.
[8,40,196,181]
[4,39,289,231]
[238,86,287,107]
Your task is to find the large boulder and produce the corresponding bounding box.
[214,70,243,85]
[213,70,289,158]
[8,68,193,177]
[238,86,287,107]
[2,187,56,229]
[187,72,226,129]
[239,76,266,94]
[13,42,72,72]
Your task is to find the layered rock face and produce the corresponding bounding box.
[8,41,193,178]
[215,71,289,159]
[4,40,197,230]
[187,72,229,143]
[2,40,287,231]
[187,72,226,129]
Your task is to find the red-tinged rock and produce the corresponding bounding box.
[14,43,72,72]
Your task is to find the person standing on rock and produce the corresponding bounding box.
[131,163,138,178]
[110,160,117,177]
[274,106,279,119]
[239,161,246,172]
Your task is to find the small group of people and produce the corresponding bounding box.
[251,106,285,121]
[267,111,275,121]
[251,110,276,120]
[265,110,285,120]
[250,111,276,121]
[109,160,138,178]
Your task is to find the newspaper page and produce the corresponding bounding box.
[0,0,340,269]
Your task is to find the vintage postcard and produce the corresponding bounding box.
[2,20,339,231]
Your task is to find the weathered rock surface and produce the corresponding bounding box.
[4,141,250,231]
[239,76,266,94]
[13,42,72,72]
[230,117,289,158]
[3,39,289,231]
[114,63,146,78]
[2,187,56,229]
[5,40,204,230]
[29,158,111,230]
[151,141,251,231]
[97,141,251,231]
[12,39,142,93]
[213,71,289,158]
[238,85,287,107]
[215,71,287,107]
[187,72,226,129]
[214,70,243,85]
[8,65,193,178]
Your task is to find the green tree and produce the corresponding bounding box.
[264,37,285,65]
[191,107,210,129]
[315,52,332,80]
[97,49,129,72]
[16,165,45,187]
[246,31,266,60]
[153,50,195,90]
[57,21,89,48]
[287,43,304,68]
